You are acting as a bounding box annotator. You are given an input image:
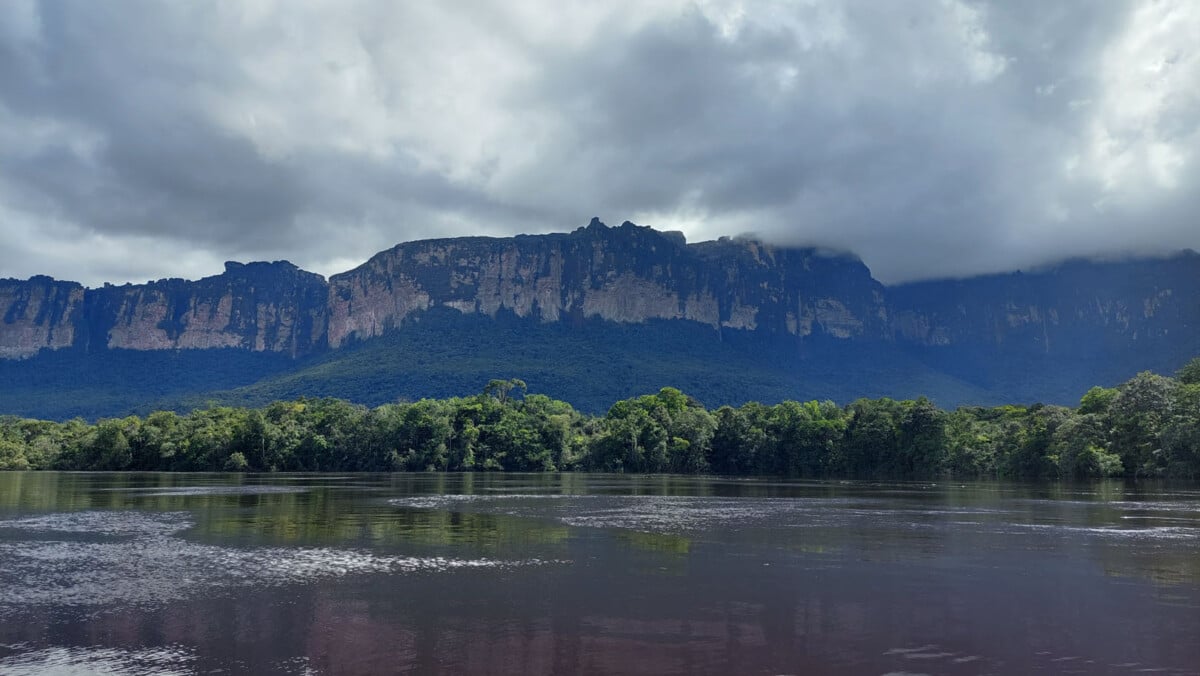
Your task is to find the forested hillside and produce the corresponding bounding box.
[4,359,1198,479]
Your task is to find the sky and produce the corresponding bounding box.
[1,1,1198,287]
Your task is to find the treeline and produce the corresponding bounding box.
[2,360,1200,478]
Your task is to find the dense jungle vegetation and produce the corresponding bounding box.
[3,359,1199,479]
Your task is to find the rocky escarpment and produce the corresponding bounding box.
[1,219,1198,374]
[326,219,887,347]
[888,252,1200,357]
[1,261,327,359]
[0,219,891,359]
[0,276,84,359]
[83,261,329,356]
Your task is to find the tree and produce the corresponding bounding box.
[897,397,948,477]
[224,451,249,472]
[763,400,845,476]
[944,408,998,477]
[1159,382,1200,478]
[132,410,181,470]
[1177,357,1200,386]
[88,419,135,471]
[1079,386,1118,415]
[1110,371,1178,476]
[1054,414,1122,478]
[483,379,527,405]
[0,438,30,471]
[709,404,768,475]
[842,398,902,477]
[668,407,716,473]
[390,401,453,471]
[988,405,1050,478]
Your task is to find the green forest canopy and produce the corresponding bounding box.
[3,358,1200,479]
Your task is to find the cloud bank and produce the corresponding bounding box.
[1,0,1198,285]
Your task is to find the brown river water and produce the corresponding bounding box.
[0,472,1198,675]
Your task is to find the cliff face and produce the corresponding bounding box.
[1,261,327,359]
[888,252,1200,357]
[325,219,886,347]
[0,276,84,359]
[85,261,329,356]
[1,220,1197,374]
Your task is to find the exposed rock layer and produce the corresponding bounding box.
[2,219,1198,367]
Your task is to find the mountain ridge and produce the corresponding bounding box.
[2,218,1198,418]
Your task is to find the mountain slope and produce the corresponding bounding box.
[2,220,1197,419]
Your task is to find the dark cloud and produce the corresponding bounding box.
[1,0,1197,286]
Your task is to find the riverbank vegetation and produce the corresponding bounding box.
[2,359,1199,478]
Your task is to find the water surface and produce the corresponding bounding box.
[1,472,1198,674]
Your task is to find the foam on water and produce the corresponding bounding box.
[390,493,1200,545]
[876,644,1196,675]
[105,485,309,497]
[0,510,193,537]
[391,494,859,534]
[1009,522,1200,541]
[557,497,782,532]
[0,644,322,676]
[0,510,560,614]
[389,493,585,509]
[0,644,196,676]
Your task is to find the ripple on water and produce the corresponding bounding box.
[389,493,584,508]
[390,494,1200,545]
[0,645,323,676]
[1009,523,1200,541]
[105,485,310,497]
[390,494,858,534]
[557,499,778,532]
[0,511,561,614]
[0,511,193,537]
[0,645,196,676]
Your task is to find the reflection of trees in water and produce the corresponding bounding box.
[192,498,572,555]
[1100,546,1200,586]
[2,472,1199,591]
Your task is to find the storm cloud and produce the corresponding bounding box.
[1,0,1197,285]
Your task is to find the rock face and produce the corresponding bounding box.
[888,252,1200,357]
[0,276,84,359]
[2,261,327,359]
[0,219,893,358]
[325,219,887,347]
[2,219,1198,386]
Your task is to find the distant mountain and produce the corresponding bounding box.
[2,218,1197,419]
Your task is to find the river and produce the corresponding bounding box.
[0,472,1198,674]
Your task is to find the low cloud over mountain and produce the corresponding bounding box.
[2,1,1198,285]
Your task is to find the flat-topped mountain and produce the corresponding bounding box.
[2,219,890,356]
[2,219,1198,418]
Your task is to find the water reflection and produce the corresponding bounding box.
[0,472,1198,675]
[0,644,198,676]
[0,509,557,616]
